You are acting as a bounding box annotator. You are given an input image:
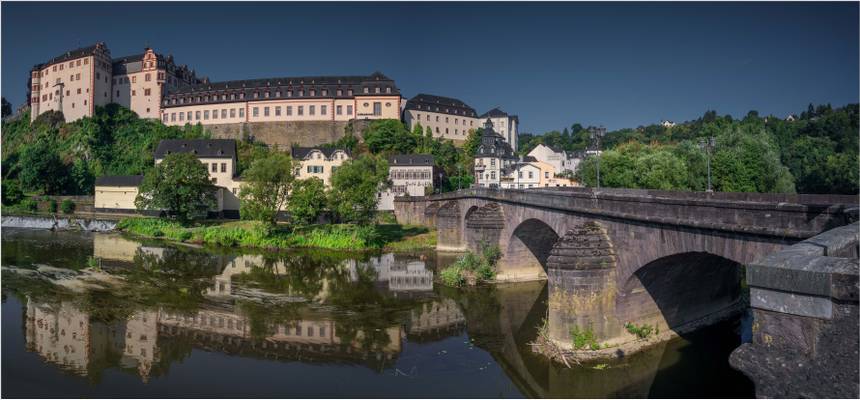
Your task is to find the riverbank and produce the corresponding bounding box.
[1,214,118,231]
[115,217,436,252]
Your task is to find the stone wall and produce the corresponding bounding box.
[730,222,859,398]
[203,119,374,150]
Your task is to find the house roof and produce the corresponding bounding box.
[95,175,143,187]
[154,139,237,159]
[32,43,105,71]
[404,94,477,117]
[389,154,435,166]
[162,72,398,107]
[476,119,516,159]
[291,147,350,160]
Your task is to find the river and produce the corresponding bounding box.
[0,227,753,398]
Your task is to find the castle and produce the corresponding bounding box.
[27,42,518,150]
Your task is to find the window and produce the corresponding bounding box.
[336,105,342,115]
[347,89,353,96]
[264,91,270,98]
[187,111,192,120]
[203,163,208,170]
[221,109,227,119]
[77,88,81,94]
[116,90,120,97]
[252,107,259,117]
[337,89,342,96]
[545,172,549,178]
[309,105,315,115]
[144,88,151,96]
[436,116,439,122]
[239,108,245,118]
[76,60,81,66]
[195,111,201,120]
[373,102,381,116]
[264,106,270,117]
[179,112,184,121]
[253,92,259,99]
[132,76,136,83]
[163,114,168,122]
[306,165,324,173]
[230,109,236,118]
[275,106,281,116]
[212,109,218,119]
[287,106,293,116]
[346,105,353,115]
[528,171,534,179]
[204,110,209,120]
[310,89,315,96]
[298,106,304,116]
[363,87,369,94]
[145,73,151,82]
[321,105,327,115]
[322,89,328,96]
[171,113,176,122]
[221,163,226,173]
[132,90,137,96]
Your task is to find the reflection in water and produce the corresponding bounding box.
[2,228,752,398]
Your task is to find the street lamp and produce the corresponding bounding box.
[457,163,462,191]
[698,136,716,192]
[589,126,606,189]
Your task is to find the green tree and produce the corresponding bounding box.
[328,155,389,224]
[361,119,417,154]
[1,179,24,205]
[239,152,298,226]
[135,153,217,224]
[462,128,482,158]
[1,97,11,118]
[288,177,327,226]
[18,139,67,194]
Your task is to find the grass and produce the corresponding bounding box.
[116,217,436,252]
[438,243,500,287]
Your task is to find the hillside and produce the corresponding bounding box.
[1,104,208,197]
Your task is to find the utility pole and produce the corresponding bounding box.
[589,126,606,189]
[698,137,716,192]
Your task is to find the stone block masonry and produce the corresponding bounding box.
[730,222,859,398]
[203,119,374,150]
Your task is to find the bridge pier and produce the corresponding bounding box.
[464,203,504,253]
[546,222,624,347]
[730,222,859,398]
[436,201,465,251]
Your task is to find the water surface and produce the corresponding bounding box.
[1,228,753,398]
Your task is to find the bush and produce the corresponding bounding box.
[437,244,500,287]
[47,198,58,213]
[570,325,600,350]
[1,179,24,206]
[439,264,466,287]
[21,198,38,212]
[624,322,655,339]
[60,199,76,214]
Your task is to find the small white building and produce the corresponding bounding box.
[291,147,351,188]
[377,154,440,211]
[661,120,676,128]
[526,143,583,175]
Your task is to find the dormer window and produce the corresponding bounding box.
[287,91,292,97]
[310,89,316,96]
[363,87,369,94]
[299,90,304,97]
[275,91,281,97]
[386,87,391,93]
[375,87,380,94]
[322,89,327,96]
[253,92,259,99]
[347,89,353,96]
[337,89,342,96]
[264,92,270,98]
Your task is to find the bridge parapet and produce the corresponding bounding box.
[730,222,859,398]
[408,188,856,238]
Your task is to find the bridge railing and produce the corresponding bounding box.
[395,188,857,239]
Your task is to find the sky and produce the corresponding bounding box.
[2,1,858,132]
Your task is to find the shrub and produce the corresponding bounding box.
[439,265,466,287]
[570,325,599,350]
[624,322,655,339]
[47,198,58,213]
[21,198,38,212]
[60,199,75,214]
[1,179,24,206]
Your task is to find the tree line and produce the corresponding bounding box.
[518,104,858,194]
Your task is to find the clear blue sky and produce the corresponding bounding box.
[2,2,857,132]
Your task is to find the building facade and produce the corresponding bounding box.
[527,143,582,175]
[291,147,351,187]
[30,42,202,123]
[473,120,517,188]
[160,73,400,127]
[402,94,479,142]
[479,108,519,152]
[378,154,440,211]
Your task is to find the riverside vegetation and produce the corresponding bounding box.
[439,244,502,287]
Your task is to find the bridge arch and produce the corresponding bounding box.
[616,252,745,334]
[504,218,560,275]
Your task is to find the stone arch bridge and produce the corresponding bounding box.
[395,187,857,346]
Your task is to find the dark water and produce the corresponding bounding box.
[1,228,753,398]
